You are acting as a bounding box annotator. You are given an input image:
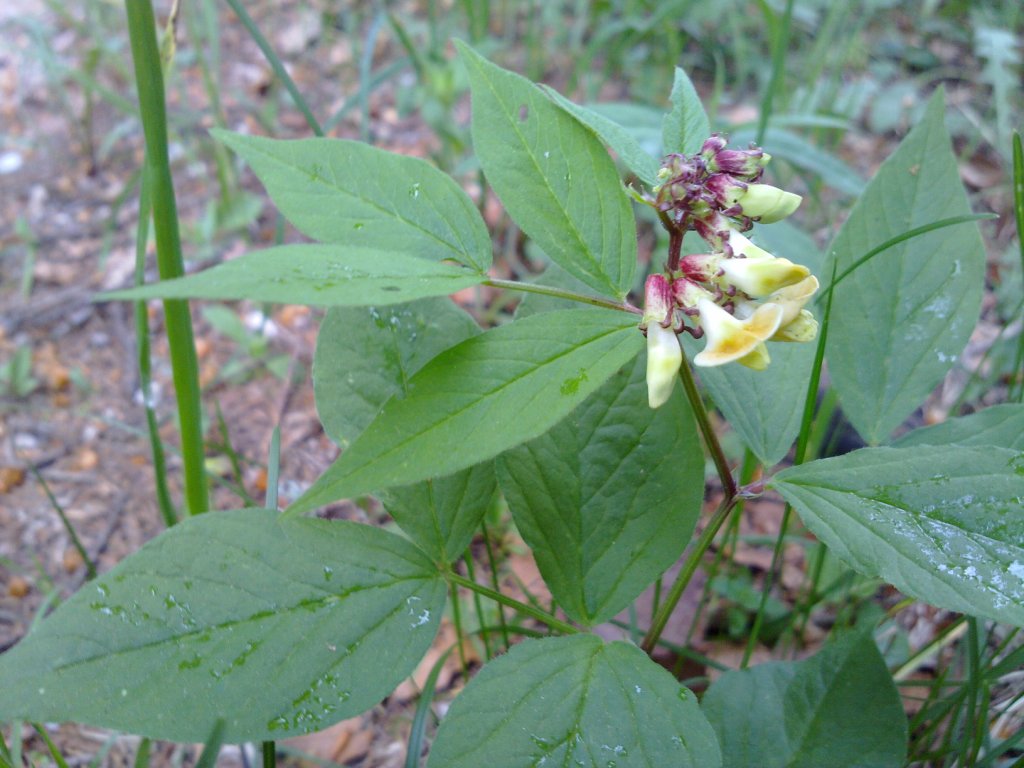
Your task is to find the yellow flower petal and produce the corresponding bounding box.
[693,299,783,368]
[719,257,810,297]
[737,342,771,370]
[764,275,819,325]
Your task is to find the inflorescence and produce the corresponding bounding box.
[641,135,819,408]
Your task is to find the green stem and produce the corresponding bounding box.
[642,495,738,653]
[462,550,490,662]
[125,0,209,516]
[483,277,642,315]
[679,360,737,499]
[222,0,323,136]
[745,260,839,662]
[30,467,97,580]
[132,163,177,527]
[481,521,511,652]
[446,572,578,636]
[261,742,276,768]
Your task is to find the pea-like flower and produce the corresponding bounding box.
[639,134,819,394]
[693,298,783,371]
[641,274,682,408]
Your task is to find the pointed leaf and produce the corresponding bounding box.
[541,86,661,185]
[105,245,484,307]
[289,308,644,515]
[771,445,1024,626]
[213,131,492,271]
[458,42,637,299]
[0,510,445,742]
[702,632,907,768]
[314,299,481,448]
[663,67,710,155]
[427,635,721,768]
[688,222,824,466]
[893,403,1024,450]
[379,464,498,565]
[824,91,985,443]
[497,356,703,625]
[313,299,494,561]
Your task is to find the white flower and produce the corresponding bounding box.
[693,298,783,371]
[646,321,682,408]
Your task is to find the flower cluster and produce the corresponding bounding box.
[641,136,819,408]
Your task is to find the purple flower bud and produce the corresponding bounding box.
[700,134,728,157]
[671,277,715,312]
[641,274,674,328]
[709,146,770,179]
[703,173,747,214]
[678,253,722,283]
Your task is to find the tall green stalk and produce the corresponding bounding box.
[125,0,209,516]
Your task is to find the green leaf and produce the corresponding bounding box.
[289,308,644,515]
[314,299,481,447]
[702,631,906,768]
[105,245,484,307]
[771,445,1024,626]
[497,356,703,625]
[426,635,721,768]
[663,67,710,156]
[0,510,445,742]
[687,222,824,466]
[313,299,494,562]
[824,91,985,444]
[541,86,661,186]
[212,130,492,271]
[379,464,498,565]
[457,41,637,299]
[893,404,1024,451]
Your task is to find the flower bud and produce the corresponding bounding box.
[708,147,769,179]
[641,274,674,328]
[735,184,802,223]
[700,134,728,157]
[773,310,819,343]
[672,277,716,311]
[693,299,782,369]
[646,321,682,408]
[718,255,810,297]
[678,253,722,283]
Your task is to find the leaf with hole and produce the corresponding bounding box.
[427,635,721,768]
[497,355,703,625]
[289,308,644,515]
[105,245,485,307]
[458,41,636,299]
[213,130,492,271]
[0,510,445,742]
[771,445,1024,626]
